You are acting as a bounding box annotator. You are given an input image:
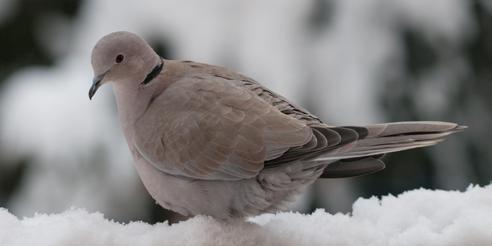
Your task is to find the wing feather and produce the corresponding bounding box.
[133,74,312,180]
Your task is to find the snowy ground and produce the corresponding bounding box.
[1,184,490,246]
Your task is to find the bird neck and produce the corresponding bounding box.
[112,81,153,134]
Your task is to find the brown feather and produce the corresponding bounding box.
[133,72,312,180]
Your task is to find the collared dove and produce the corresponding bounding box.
[89,31,465,219]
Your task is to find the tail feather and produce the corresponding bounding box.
[319,156,385,178]
[319,121,463,159]
[314,121,465,178]
[365,121,458,137]
[265,121,465,178]
[355,131,454,146]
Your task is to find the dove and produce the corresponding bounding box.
[89,31,465,219]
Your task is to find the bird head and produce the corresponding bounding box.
[89,31,161,99]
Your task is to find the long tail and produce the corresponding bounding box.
[313,121,466,178]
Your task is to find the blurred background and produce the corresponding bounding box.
[0,0,490,224]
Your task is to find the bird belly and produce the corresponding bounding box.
[132,156,265,219]
[132,155,321,219]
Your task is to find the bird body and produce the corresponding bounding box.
[90,31,464,219]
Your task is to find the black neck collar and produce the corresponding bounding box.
[141,58,164,85]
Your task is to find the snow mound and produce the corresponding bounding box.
[1,184,491,246]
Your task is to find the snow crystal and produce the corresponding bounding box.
[1,184,490,246]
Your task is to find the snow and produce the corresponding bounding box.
[1,184,491,246]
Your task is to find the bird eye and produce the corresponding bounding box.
[115,54,124,63]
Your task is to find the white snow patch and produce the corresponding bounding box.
[1,184,491,246]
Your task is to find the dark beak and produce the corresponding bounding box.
[89,74,105,100]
